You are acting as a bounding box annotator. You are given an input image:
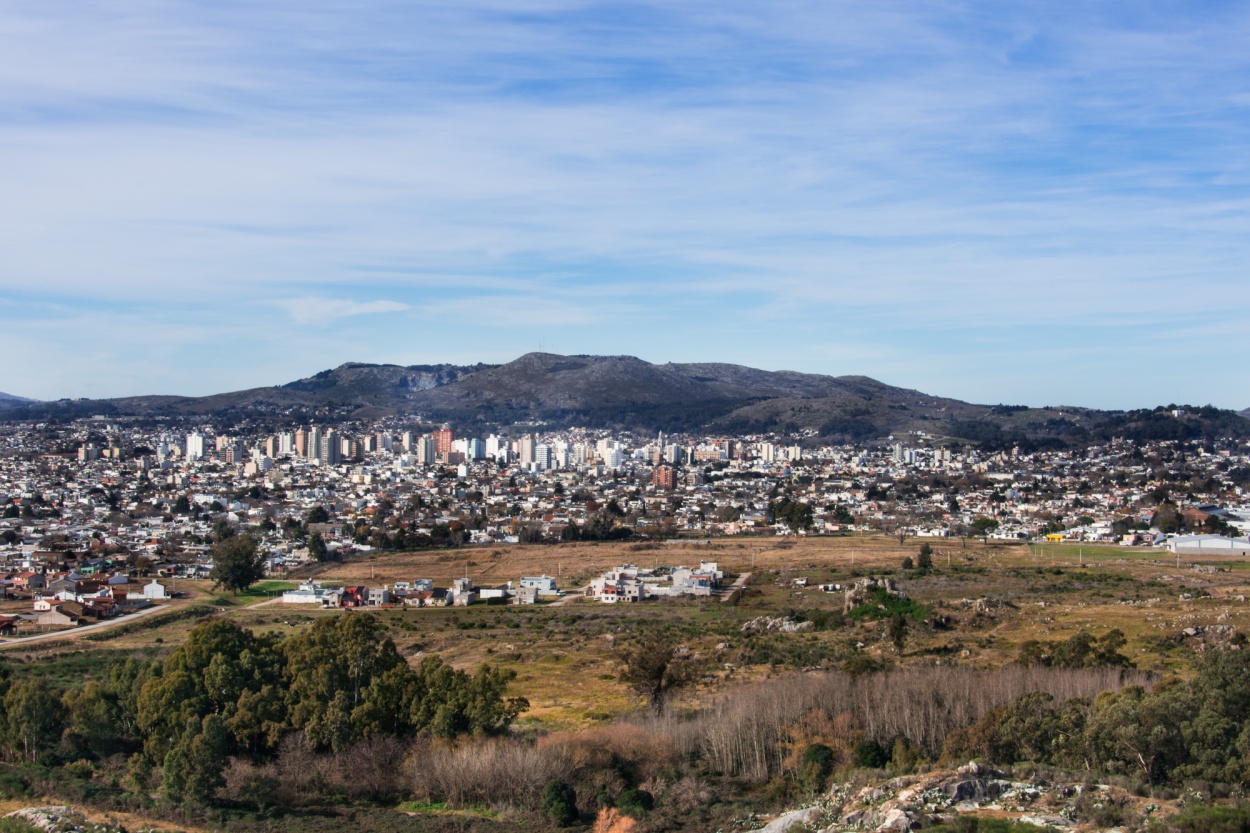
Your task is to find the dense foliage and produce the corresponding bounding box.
[0,613,527,808]
[943,648,1250,788]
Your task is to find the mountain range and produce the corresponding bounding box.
[4,353,1247,447]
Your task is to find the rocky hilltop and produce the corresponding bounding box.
[2,352,1246,445]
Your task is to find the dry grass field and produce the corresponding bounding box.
[9,535,1250,731]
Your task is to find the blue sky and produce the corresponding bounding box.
[2,1,1248,408]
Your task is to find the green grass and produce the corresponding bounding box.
[396,800,501,820]
[215,580,299,604]
[846,588,931,621]
[0,648,145,684]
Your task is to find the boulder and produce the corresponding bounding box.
[750,806,823,833]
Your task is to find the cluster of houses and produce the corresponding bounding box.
[0,563,170,635]
[585,561,724,603]
[280,574,563,608]
[274,562,727,609]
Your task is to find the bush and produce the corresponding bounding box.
[797,743,835,793]
[414,738,570,810]
[616,787,654,817]
[852,739,889,769]
[541,778,578,826]
[1154,805,1250,833]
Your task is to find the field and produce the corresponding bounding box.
[7,536,1247,730]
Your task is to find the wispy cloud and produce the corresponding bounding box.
[277,298,409,325]
[0,2,1248,406]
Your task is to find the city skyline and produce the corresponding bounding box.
[2,2,1248,408]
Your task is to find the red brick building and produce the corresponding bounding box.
[651,465,676,490]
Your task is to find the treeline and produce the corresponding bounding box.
[947,648,1250,788]
[646,664,1147,780]
[0,614,526,809]
[363,664,1151,826]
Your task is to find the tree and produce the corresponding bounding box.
[770,498,814,532]
[617,632,699,714]
[3,679,65,763]
[209,534,265,594]
[308,531,329,561]
[541,778,579,826]
[1153,502,1181,534]
[888,613,909,655]
[916,543,934,571]
[798,743,835,794]
[163,714,230,806]
[306,505,330,524]
[971,516,999,542]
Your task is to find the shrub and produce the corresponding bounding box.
[852,739,889,769]
[797,743,834,793]
[541,778,578,826]
[616,788,654,817]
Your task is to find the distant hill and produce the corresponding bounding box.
[0,391,37,407]
[3,353,1247,446]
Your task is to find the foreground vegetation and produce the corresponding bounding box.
[5,538,1250,831]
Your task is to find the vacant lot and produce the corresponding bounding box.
[9,536,1249,729]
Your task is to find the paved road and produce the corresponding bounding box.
[551,585,589,606]
[720,572,753,601]
[0,601,180,649]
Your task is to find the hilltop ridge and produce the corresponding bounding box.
[0,352,1245,446]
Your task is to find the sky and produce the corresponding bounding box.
[1,1,1248,409]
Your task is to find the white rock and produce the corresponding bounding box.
[750,806,823,833]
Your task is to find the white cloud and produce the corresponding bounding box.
[0,2,1248,406]
[277,298,409,325]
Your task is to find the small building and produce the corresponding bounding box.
[281,581,334,604]
[451,577,475,606]
[142,580,168,600]
[1167,535,1250,556]
[520,575,559,596]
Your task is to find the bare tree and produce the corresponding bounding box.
[618,632,700,714]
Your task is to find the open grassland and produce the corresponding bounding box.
[10,536,1250,730]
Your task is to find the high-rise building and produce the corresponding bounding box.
[294,429,307,457]
[279,432,294,455]
[186,432,205,461]
[309,426,323,460]
[433,425,454,455]
[535,443,552,470]
[317,430,341,465]
[415,436,436,465]
[519,435,536,465]
[651,465,676,490]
